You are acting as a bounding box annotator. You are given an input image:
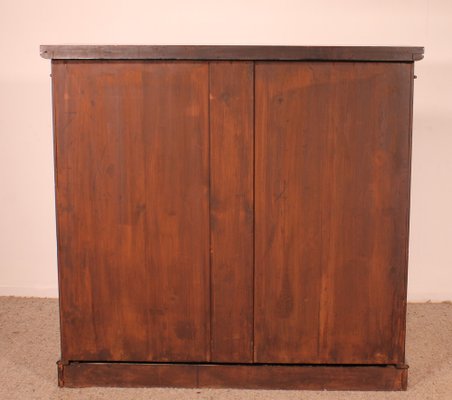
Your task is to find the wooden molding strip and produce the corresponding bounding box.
[40,45,424,61]
[58,361,408,390]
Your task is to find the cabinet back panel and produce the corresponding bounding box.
[53,61,210,362]
[254,62,412,364]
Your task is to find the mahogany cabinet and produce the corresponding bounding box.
[41,45,424,390]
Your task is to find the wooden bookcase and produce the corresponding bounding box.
[41,45,424,390]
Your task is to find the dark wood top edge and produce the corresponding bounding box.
[40,45,424,61]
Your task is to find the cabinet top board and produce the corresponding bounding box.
[40,45,424,61]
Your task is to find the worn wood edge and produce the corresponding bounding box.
[57,360,69,387]
[40,45,424,61]
[57,361,409,391]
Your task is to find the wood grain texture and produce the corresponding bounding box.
[48,54,421,390]
[254,62,412,364]
[53,61,210,362]
[41,45,424,61]
[209,62,254,362]
[58,361,408,390]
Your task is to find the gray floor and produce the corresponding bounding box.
[0,297,451,399]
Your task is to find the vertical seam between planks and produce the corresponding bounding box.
[208,62,213,362]
[142,63,151,360]
[252,61,256,363]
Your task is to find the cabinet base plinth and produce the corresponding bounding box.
[57,361,408,391]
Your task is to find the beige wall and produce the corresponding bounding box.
[0,0,451,300]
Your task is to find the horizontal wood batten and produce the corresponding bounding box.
[58,361,408,391]
[40,45,424,61]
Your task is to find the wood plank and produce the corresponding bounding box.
[209,62,254,362]
[254,62,412,364]
[142,62,210,362]
[41,45,424,61]
[53,61,210,362]
[58,361,408,390]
